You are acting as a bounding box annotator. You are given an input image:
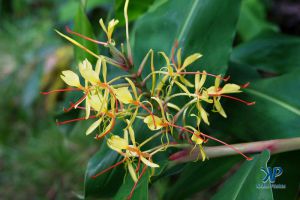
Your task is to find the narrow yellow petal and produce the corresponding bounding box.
[99,18,108,34]
[107,135,128,152]
[114,87,133,104]
[140,156,159,168]
[176,48,182,68]
[174,80,191,96]
[179,76,194,87]
[127,162,138,183]
[214,97,227,118]
[60,70,81,87]
[86,118,102,135]
[181,53,202,71]
[221,84,241,94]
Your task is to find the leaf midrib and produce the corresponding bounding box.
[246,88,300,116]
[177,0,200,43]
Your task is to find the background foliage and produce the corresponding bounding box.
[0,0,299,199]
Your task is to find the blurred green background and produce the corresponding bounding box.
[0,0,299,199]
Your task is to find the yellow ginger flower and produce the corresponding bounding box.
[143,115,164,130]
[206,77,242,118]
[99,18,119,42]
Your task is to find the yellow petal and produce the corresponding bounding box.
[176,48,182,68]
[196,101,210,125]
[86,118,102,135]
[107,19,119,40]
[99,18,108,34]
[107,135,128,153]
[179,76,194,87]
[174,80,191,96]
[181,53,202,71]
[198,71,207,90]
[159,52,173,75]
[95,57,102,76]
[85,98,91,119]
[143,115,163,130]
[60,70,81,87]
[88,94,107,112]
[125,78,138,99]
[199,145,207,161]
[114,87,133,104]
[214,98,227,118]
[140,156,159,168]
[191,132,204,145]
[206,86,217,95]
[221,84,241,94]
[127,162,138,182]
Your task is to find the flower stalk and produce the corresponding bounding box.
[169,137,300,163]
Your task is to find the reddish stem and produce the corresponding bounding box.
[91,158,126,179]
[56,115,97,125]
[66,26,107,46]
[176,71,230,81]
[64,94,87,112]
[41,88,80,95]
[135,156,141,173]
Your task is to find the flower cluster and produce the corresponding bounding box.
[42,0,254,199]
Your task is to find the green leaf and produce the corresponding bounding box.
[132,0,242,77]
[74,3,99,64]
[165,156,241,200]
[212,69,300,140]
[84,141,124,198]
[114,166,150,200]
[269,150,300,200]
[115,0,155,26]
[237,0,278,41]
[212,151,273,200]
[231,32,300,74]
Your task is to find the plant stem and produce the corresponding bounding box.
[170,137,300,163]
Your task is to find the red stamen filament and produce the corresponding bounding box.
[41,88,80,95]
[66,26,107,46]
[91,158,126,179]
[166,122,252,160]
[64,94,87,112]
[56,115,97,125]
[127,165,148,200]
[135,157,141,173]
[240,82,250,88]
[220,94,255,106]
[176,71,230,81]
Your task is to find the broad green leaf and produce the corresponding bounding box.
[84,140,124,198]
[269,151,300,200]
[132,0,242,77]
[74,3,99,64]
[114,167,150,200]
[231,32,300,74]
[212,151,273,200]
[212,69,300,140]
[237,0,278,41]
[165,156,241,200]
[59,0,112,23]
